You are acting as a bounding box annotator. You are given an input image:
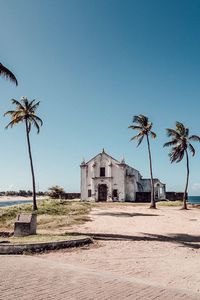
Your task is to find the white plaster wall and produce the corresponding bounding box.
[155,183,166,199]
[139,178,166,199]
[125,166,139,201]
[81,152,166,202]
[111,163,125,201]
[80,165,88,200]
[126,166,142,201]
[81,153,126,201]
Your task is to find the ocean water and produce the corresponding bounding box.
[188,196,200,204]
[0,200,32,208]
[0,198,200,207]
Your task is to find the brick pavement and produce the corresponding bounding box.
[0,255,199,300]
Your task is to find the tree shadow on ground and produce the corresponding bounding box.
[93,212,160,217]
[67,232,200,249]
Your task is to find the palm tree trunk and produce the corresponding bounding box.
[25,120,37,210]
[182,150,189,210]
[146,135,156,209]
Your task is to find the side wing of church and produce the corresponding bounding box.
[80,149,166,202]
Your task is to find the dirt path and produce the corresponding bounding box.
[41,205,200,295]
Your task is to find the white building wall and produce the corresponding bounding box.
[81,151,166,202]
[81,152,127,201]
[125,166,140,201]
[80,164,88,200]
[110,162,125,201]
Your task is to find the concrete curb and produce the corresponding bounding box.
[0,237,92,254]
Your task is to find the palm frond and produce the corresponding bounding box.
[176,122,186,136]
[176,150,185,163]
[21,97,29,109]
[185,127,189,137]
[137,135,144,147]
[132,114,148,126]
[4,110,16,117]
[0,63,18,86]
[165,122,199,166]
[170,146,185,163]
[166,128,181,139]
[163,140,177,148]
[5,121,13,129]
[27,99,36,109]
[29,116,41,133]
[31,115,43,127]
[128,125,143,131]
[188,143,195,156]
[130,132,143,141]
[189,135,200,142]
[5,119,18,129]
[150,131,156,139]
[30,101,40,112]
[11,99,24,110]
[4,97,43,133]
[132,115,142,125]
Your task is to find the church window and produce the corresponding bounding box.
[88,189,91,197]
[100,167,105,177]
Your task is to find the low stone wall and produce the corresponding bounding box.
[135,192,185,202]
[166,192,184,201]
[63,193,80,199]
[0,237,92,255]
[135,192,151,202]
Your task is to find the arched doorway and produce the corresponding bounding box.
[98,184,107,201]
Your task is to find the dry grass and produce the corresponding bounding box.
[0,199,91,233]
[0,233,86,244]
[157,200,183,207]
[92,201,147,209]
[0,199,189,234]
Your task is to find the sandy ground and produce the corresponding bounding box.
[40,204,200,295]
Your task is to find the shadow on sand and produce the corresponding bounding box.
[67,232,200,249]
[93,211,160,217]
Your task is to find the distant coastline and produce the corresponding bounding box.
[0,196,47,202]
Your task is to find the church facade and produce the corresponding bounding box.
[80,149,166,202]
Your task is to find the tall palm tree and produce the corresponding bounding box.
[4,97,43,210]
[164,122,200,209]
[129,115,157,208]
[0,63,18,85]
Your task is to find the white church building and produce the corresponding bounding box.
[80,149,166,202]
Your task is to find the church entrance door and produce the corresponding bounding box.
[98,184,107,201]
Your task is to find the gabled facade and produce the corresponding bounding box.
[80,149,166,202]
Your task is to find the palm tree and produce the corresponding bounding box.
[4,97,43,210]
[129,115,157,208]
[164,122,200,209]
[0,63,18,85]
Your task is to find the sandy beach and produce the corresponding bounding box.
[41,204,200,295]
[0,196,47,202]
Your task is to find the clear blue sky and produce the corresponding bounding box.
[0,0,200,194]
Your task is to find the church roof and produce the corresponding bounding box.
[85,149,121,165]
[85,149,140,173]
[141,178,165,185]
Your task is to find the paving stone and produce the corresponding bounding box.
[0,255,199,300]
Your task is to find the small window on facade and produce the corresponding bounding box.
[88,189,91,197]
[113,189,118,198]
[100,167,105,177]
